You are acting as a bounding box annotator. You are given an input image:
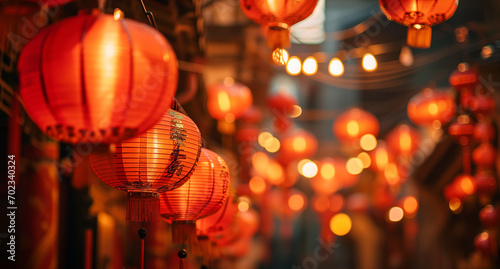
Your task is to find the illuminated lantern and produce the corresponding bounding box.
[90,110,203,222]
[444,174,476,201]
[474,232,496,257]
[407,88,455,126]
[479,205,500,229]
[333,107,379,144]
[379,0,458,48]
[472,144,496,170]
[197,194,238,239]
[278,128,318,164]
[386,124,420,157]
[207,79,253,122]
[474,171,497,198]
[369,141,392,173]
[268,92,298,115]
[311,159,343,196]
[449,66,479,108]
[240,0,318,64]
[448,115,474,146]
[160,148,230,244]
[469,94,496,119]
[18,11,178,144]
[474,122,495,144]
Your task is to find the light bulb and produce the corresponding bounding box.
[286,56,301,76]
[329,57,344,76]
[302,56,318,75]
[362,53,377,72]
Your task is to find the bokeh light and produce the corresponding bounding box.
[362,53,377,71]
[346,158,363,175]
[330,213,352,236]
[302,160,318,178]
[388,207,404,222]
[360,134,377,151]
[302,56,318,76]
[288,193,305,211]
[329,58,344,76]
[286,56,302,75]
[249,176,266,194]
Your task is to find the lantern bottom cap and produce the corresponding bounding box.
[407,25,432,49]
[171,221,197,245]
[126,192,160,222]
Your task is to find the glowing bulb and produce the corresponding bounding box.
[113,9,124,20]
[238,201,249,212]
[272,48,289,65]
[347,120,359,137]
[360,134,377,151]
[399,46,414,67]
[217,91,231,112]
[258,132,273,147]
[320,163,335,180]
[288,194,305,211]
[346,158,363,175]
[286,56,301,76]
[388,207,404,222]
[330,213,352,236]
[264,137,281,153]
[302,56,318,76]
[302,161,318,178]
[357,152,371,168]
[249,176,266,194]
[329,58,344,76]
[289,105,302,118]
[362,53,377,72]
[403,196,418,215]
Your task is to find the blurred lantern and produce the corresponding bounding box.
[91,110,202,222]
[386,124,420,157]
[379,0,458,48]
[207,78,253,132]
[449,65,479,109]
[444,174,476,201]
[474,122,495,144]
[18,11,178,144]
[218,209,259,257]
[479,205,500,229]
[160,148,230,244]
[264,159,285,186]
[373,186,395,211]
[401,196,418,217]
[333,107,379,144]
[448,115,474,146]
[310,158,344,195]
[329,213,352,236]
[407,88,455,127]
[196,193,238,244]
[278,128,318,164]
[469,94,496,119]
[369,141,392,173]
[474,232,496,257]
[472,143,496,170]
[474,171,497,198]
[346,193,370,213]
[240,0,318,64]
[267,92,298,132]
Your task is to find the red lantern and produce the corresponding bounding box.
[448,115,474,146]
[311,159,343,196]
[474,232,496,257]
[469,94,496,119]
[472,144,496,169]
[407,88,455,126]
[268,92,298,115]
[474,122,495,144]
[444,174,476,201]
[449,66,479,108]
[207,79,253,121]
[278,128,318,164]
[474,171,497,198]
[379,0,458,48]
[333,107,379,144]
[90,110,202,222]
[196,194,238,240]
[479,205,500,229]
[368,141,393,173]
[18,12,178,144]
[240,0,318,64]
[160,148,230,244]
[386,124,420,157]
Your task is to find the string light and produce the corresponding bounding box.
[302,56,318,75]
[328,57,344,76]
[362,53,377,71]
[286,56,302,76]
[272,48,289,65]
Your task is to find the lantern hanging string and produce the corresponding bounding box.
[137,0,158,30]
[138,228,147,269]
[178,249,187,269]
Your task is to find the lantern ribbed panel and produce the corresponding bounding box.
[196,194,237,237]
[160,148,231,221]
[407,90,455,126]
[333,108,379,143]
[379,0,457,26]
[207,82,253,121]
[240,0,318,28]
[91,110,202,193]
[278,128,318,164]
[18,13,178,144]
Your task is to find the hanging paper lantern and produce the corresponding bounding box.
[160,148,230,244]
[407,88,455,126]
[444,174,476,201]
[368,141,393,173]
[90,110,202,222]
[479,205,500,229]
[278,128,318,164]
[474,122,495,143]
[333,107,379,144]
[207,79,253,122]
[379,0,458,48]
[469,94,496,119]
[474,171,497,198]
[449,115,475,146]
[196,194,238,240]
[311,158,357,194]
[474,232,496,257]
[18,11,178,144]
[268,92,298,115]
[386,124,420,157]
[240,0,318,64]
[472,144,496,170]
[449,66,479,108]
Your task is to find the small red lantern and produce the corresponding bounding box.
[444,174,476,201]
[407,88,455,126]
[368,141,393,173]
[474,122,495,144]
[160,148,230,244]
[278,128,318,164]
[474,171,497,198]
[448,115,474,146]
[207,79,253,122]
[18,11,178,144]
[474,232,496,257]
[311,159,343,196]
[90,110,203,222]
[449,66,479,108]
[196,194,238,240]
[333,107,379,144]
[469,94,496,119]
[268,92,298,115]
[379,0,458,48]
[386,124,420,157]
[240,0,318,64]
[479,205,500,229]
[472,144,496,169]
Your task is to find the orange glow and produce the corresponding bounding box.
[388,207,404,222]
[459,175,476,195]
[384,163,400,186]
[330,213,352,236]
[207,81,253,121]
[360,134,377,151]
[347,120,360,137]
[258,132,273,147]
[264,137,281,153]
[346,158,363,175]
[403,196,418,215]
[288,194,305,211]
[428,103,438,115]
[272,48,289,65]
[249,176,266,194]
[333,108,379,143]
[266,161,284,185]
[301,160,318,178]
[449,197,462,212]
[372,143,389,172]
[399,131,412,153]
[217,91,231,112]
[238,201,250,212]
[289,105,302,118]
[252,152,269,176]
[357,152,371,168]
[313,196,330,213]
[320,163,335,180]
[292,137,307,152]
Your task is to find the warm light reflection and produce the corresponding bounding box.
[329,58,344,76]
[388,207,404,222]
[264,137,281,153]
[384,163,400,185]
[258,132,273,147]
[272,48,289,65]
[289,193,305,211]
[238,201,250,212]
[320,163,335,180]
[266,161,284,185]
[330,213,352,236]
[217,91,231,112]
[403,196,418,215]
[302,56,318,75]
[286,56,302,76]
[289,105,302,118]
[373,144,389,171]
[346,158,363,175]
[249,176,266,194]
[449,197,462,212]
[362,53,377,71]
[360,134,377,151]
[302,161,318,178]
[347,120,360,137]
[357,152,371,168]
[459,175,476,195]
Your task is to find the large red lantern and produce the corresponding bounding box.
[18,11,178,144]
[407,88,455,126]
[386,124,420,157]
[278,128,318,164]
[379,0,458,48]
[160,148,230,244]
[207,79,253,122]
[90,110,202,222]
[333,107,379,144]
[240,0,318,64]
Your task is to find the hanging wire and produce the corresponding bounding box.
[137,0,158,30]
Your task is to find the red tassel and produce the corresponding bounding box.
[127,192,160,222]
[171,221,197,245]
[84,229,93,269]
[462,145,471,174]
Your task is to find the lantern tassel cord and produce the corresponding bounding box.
[137,0,158,30]
[462,145,471,174]
[178,249,187,269]
[138,228,147,269]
